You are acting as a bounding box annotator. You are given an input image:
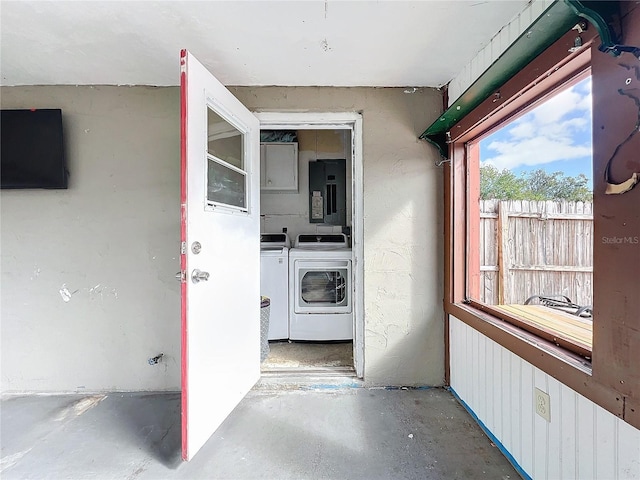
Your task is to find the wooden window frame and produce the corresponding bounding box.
[465,69,593,359]
[444,26,639,429]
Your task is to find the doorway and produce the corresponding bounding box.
[255,112,364,379]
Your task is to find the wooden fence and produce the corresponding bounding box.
[479,200,593,306]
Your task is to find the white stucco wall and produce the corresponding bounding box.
[233,87,445,386]
[1,85,444,391]
[1,86,182,392]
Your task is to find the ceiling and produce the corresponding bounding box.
[0,1,529,88]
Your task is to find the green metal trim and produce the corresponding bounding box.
[420,1,581,156]
[422,133,448,159]
[567,1,639,58]
[565,1,617,51]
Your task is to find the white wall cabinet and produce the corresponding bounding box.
[260,142,298,193]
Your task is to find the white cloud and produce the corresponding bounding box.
[508,121,535,139]
[484,137,591,170]
[481,78,592,170]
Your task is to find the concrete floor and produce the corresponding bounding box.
[1,386,518,480]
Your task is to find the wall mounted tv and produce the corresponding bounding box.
[1,109,68,189]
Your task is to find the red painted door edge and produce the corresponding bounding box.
[179,49,189,461]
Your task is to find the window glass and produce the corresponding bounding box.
[207,109,243,169]
[206,107,247,210]
[469,76,593,354]
[207,159,246,208]
[479,77,593,206]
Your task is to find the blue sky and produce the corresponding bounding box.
[480,77,593,189]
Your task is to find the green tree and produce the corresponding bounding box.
[480,165,592,202]
[480,165,527,200]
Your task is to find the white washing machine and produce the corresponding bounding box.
[289,234,353,341]
[260,233,290,340]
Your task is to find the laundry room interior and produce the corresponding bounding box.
[259,128,355,374]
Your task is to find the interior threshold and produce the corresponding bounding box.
[260,366,356,376]
[256,367,361,391]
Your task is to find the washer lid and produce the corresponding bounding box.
[260,233,290,248]
[294,233,348,248]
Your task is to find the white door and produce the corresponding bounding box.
[180,50,261,461]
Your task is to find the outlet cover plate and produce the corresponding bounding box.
[535,387,551,422]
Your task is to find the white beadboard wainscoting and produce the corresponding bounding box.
[449,315,640,480]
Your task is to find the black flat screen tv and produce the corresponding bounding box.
[1,109,68,189]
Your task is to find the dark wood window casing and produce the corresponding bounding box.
[444,5,640,429]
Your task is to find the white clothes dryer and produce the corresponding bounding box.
[288,234,353,341]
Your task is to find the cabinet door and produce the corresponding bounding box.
[261,142,298,192]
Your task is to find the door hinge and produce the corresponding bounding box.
[181,241,187,255]
[175,270,186,283]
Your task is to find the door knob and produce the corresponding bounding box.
[191,269,210,284]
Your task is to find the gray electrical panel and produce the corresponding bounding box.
[309,159,346,225]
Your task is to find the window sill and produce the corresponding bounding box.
[447,302,592,375]
[468,300,592,359]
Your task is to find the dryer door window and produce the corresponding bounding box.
[301,270,347,305]
[295,259,352,314]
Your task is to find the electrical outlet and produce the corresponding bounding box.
[535,387,551,422]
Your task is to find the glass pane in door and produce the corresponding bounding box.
[207,159,246,208]
[207,109,243,168]
[206,107,247,209]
